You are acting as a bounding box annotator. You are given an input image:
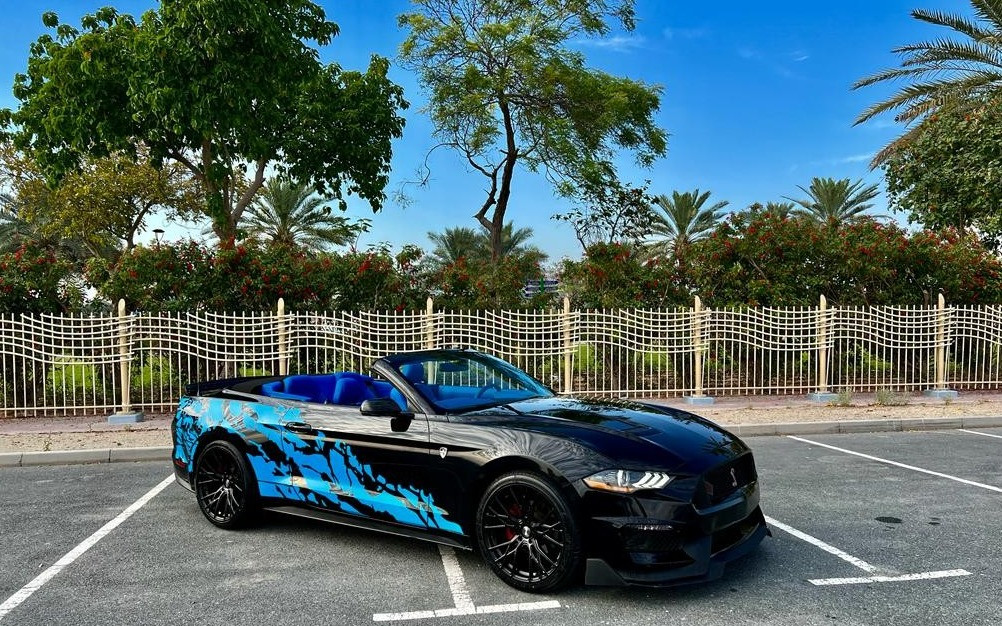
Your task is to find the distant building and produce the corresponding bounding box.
[523,278,560,298]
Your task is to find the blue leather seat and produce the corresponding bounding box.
[331,377,367,405]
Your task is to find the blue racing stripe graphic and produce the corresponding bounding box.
[173,396,462,535]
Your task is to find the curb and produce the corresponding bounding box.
[0,446,171,468]
[724,415,1002,437]
[1,416,1002,467]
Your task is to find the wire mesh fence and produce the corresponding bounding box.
[1,299,1000,416]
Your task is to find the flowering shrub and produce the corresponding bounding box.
[434,253,552,310]
[0,244,83,314]
[559,242,688,309]
[692,213,1002,306]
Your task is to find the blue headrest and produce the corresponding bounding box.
[284,375,337,403]
[331,377,367,405]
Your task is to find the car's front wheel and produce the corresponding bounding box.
[194,440,257,529]
[475,472,581,592]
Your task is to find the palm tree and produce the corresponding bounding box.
[854,1,1002,163]
[784,177,881,226]
[428,222,547,266]
[243,177,366,251]
[646,190,728,259]
[427,226,483,265]
[491,222,545,261]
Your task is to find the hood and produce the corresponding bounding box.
[497,396,748,474]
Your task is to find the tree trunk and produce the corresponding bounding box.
[489,100,519,261]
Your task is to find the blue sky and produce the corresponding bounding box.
[0,0,966,262]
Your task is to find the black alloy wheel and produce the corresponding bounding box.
[476,472,581,592]
[194,440,256,529]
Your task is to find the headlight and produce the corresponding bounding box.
[582,470,674,494]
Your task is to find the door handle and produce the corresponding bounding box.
[285,421,314,434]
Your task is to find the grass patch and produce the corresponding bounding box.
[828,388,853,407]
[874,388,909,406]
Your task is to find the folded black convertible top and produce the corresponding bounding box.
[184,375,284,397]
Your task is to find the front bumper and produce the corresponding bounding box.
[583,482,769,587]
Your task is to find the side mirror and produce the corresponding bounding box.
[360,397,404,416]
[360,397,413,433]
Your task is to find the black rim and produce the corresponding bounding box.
[481,483,566,584]
[195,446,246,524]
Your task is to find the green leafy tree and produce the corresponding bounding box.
[3,3,406,242]
[399,0,666,260]
[784,177,881,226]
[11,150,199,257]
[553,179,654,251]
[882,99,1002,249]
[853,0,1002,163]
[244,176,368,251]
[1,142,105,260]
[646,190,727,260]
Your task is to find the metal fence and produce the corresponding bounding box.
[2,296,1000,417]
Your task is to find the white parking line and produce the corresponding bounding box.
[372,546,561,622]
[437,547,474,611]
[958,429,1002,440]
[763,515,877,573]
[809,569,971,586]
[787,436,1002,493]
[0,474,174,622]
[766,516,971,586]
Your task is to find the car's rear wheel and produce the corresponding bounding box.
[475,472,581,592]
[194,440,256,529]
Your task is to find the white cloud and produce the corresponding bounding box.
[663,27,708,40]
[835,153,874,164]
[574,35,647,52]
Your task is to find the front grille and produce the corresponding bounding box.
[621,529,684,553]
[699,454,756,506]
[710,515,761,555]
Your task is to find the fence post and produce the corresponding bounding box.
[425,297,435,349]
[108,299,143,423]
[277,298,288,376]
[685,296,714,405]
[808,295,838,403]
[563,297,572,394]
[925,292,958,399]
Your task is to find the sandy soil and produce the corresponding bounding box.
[1,392,999,453]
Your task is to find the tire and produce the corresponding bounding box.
[475,472,581,593]
[194,440,257,529]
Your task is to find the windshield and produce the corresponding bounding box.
[386,351,553,413]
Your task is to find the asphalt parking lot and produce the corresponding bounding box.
[2,428,1001,626]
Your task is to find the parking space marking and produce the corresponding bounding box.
[809,569,971,587]
[371,546,561,622]
[766,515,972,587]
[958,429,1002,440]
[0,474,174,623]
[438,547,475,611]
[787,436,1002,493]
[764,515,878,572]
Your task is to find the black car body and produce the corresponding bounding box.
[171,349,768,591]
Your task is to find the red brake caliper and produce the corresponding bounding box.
[504,503,522,541]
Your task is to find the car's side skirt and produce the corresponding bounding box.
[262,504,473,551]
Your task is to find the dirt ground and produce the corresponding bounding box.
[1,391,999,453]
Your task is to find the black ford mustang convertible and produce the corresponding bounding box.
[171,349,767,592]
